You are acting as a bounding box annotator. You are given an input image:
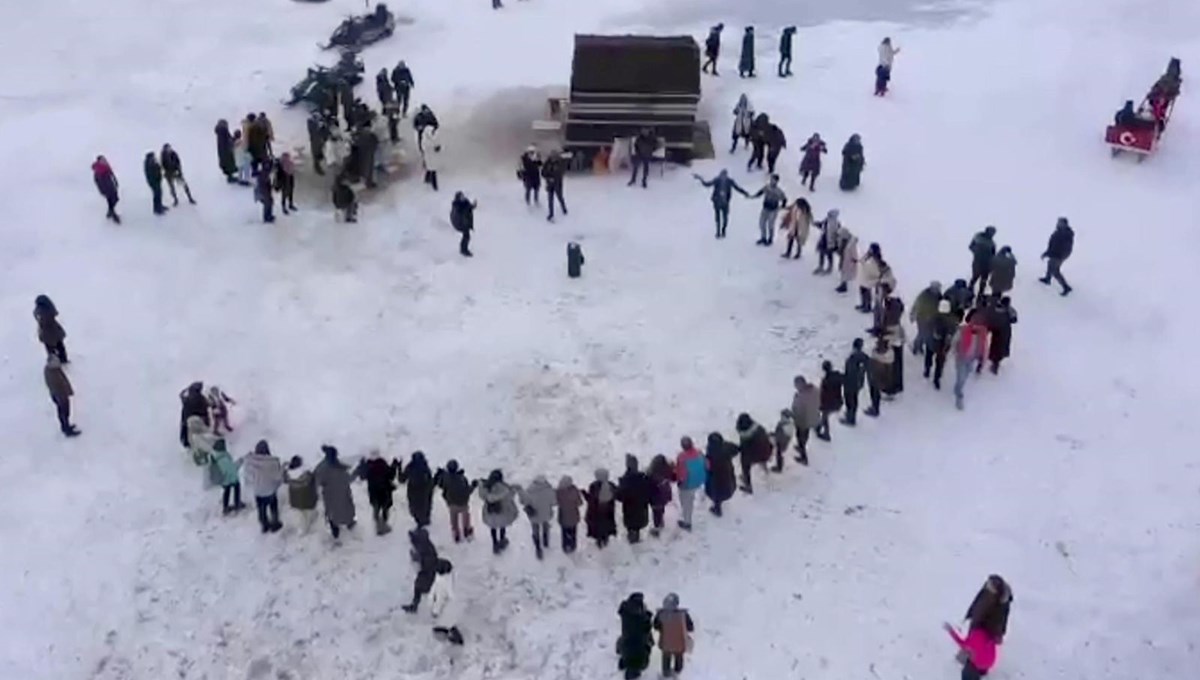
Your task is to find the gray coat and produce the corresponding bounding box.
[479,480,519,529]
[242,453,284,498]
[518,476,557,525]
[556,477,583,527]
[791,383,821,429]
[989,252,1017,294]
[314,459,356,526]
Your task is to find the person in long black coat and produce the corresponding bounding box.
[356,452,399,535]
[839,134,865,191]
[144,152,167,215]
[765,123,787,174]
[702,24,723,75]
[34,295,68,363]
[616,454,651,543]
[617,593,654,680]
[398,451,435,528]
[778,26,796,77]
[306,114,330,176]
[215,119,238,182]
[584,468,618,548]
[986,296,1018,374]
[704,432,737,516]
[179,381,209,447]
[738,27,756,78]
[403,527,440,613]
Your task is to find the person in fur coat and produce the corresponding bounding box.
[779,197,812,259]
[584,468,618,548]
[730,94,754,153]
[517,474,557,559]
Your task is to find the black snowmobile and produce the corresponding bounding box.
[285,53,363,107]
[323,4,395,51]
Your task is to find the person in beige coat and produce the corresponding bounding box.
[779,197,812,259]
[836,230,859,293]
[44,355,79,437]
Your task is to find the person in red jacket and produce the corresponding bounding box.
[943,622,998,680]
[91,155,121,223]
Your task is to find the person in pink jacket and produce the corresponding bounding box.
[943,622,997,680]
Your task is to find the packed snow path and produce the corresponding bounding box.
[1,0,1198,678]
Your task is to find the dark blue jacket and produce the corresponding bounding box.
[701,174,746,207]
[1044,225,1074,260]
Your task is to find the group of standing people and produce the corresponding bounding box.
[214,112,298,223]
[89,144,197,222]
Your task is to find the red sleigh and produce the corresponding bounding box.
[1106,59,1181,162]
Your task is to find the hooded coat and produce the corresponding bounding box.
[478,477,519,529]
[617,456,652,532]
[989,251,1017,294]
[839,233,860,284]
[654,594,695,654]
[434,462,476,507]
[618,594,654,673]
[704,434,738,503]
[820,370,845,412]
[839,136,865,190]
[584,469,618,540]
[800,137,827,173]
[780,201,812,245]
[556,476,584,527]
[34,298,66,347]
[732,95,754,139]
[736,419,772,464]
[791,381,821,429]
[739,29,756,74]
[970,231,997,272]
[92,157,118,198]
[1044,222,1074,260]
[399,452,435,525]
[314,449,356,526]
[987,302,1018,363]
[518,475,557,525]
[242,442,285,498]
[966,576,1014,641]
[647,455,675,507]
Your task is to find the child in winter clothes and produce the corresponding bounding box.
[943,622,997,680]
[209,439,245,514]
[284,455,319,533]
[646,455,675,536]
[206,385,236,436]
[555,476,583,552]
[772,409,796,470]
[674,437,706,530]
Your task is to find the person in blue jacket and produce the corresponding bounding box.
[694,170,749,239]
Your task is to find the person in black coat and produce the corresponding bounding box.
[34,295,68,363]
[584,468,618,548]
[332,177,358,222]
[765,123,787,174]
[143,152,167,215]
[702,24,723,75]
[434,460,478,542]
[375,68,394,106]
[839,134,865,191]
[179,381,209,447]
[734,413,771,494]
[778,26,796,77]
[746,113,770,171]
[628,129,657,189]
[215,119,238,182]
[542,152,568,222]
[355,127,380,189]
[1039,217,1074,296]
[254,161,275,223]
[816,361,844,440]
[307,113,330,175]
[841,338,868,425]
[159,144,196,206]
[413,104,438,151]
[617,593,654,680]
[616,454,652,543]
[925,301,957,389]
[356,452,399,534]
[398,451,435,528]
[450,191,477,257]
[402,527,440,613]
[391,60,414,117]
[943,278,974,320]
[738,26,756,78]
[704,432,737,516]
[274,155,297,214]
[986,296,1018,374]
[519,146,542,204]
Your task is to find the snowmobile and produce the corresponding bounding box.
[285,54,363,108]
[322,3,395,51]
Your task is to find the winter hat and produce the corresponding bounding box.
[624,454,639,472]
[930,281,943,292]
[595,468,610,482]
[559,475,574,489]
[937,300,951,313]
[1056,217,1069,228]
[680,436,694,450]
[35,294,52,308]
[735,412,753,430]
[793,375,808,388]
[663,593,680,610]
[533,474,549,486]
[446,459,460,472]
[254,440,271,456]
[984,225,997,235]
[321,445,339,460]
[411,450,427,466]
[822,359,833,371]
[706,432,724,447]
[780,408,793,419]
[436,559,453,575]
[954,278,967,287]
[852,337,864,350]
[488,468,504,484]
[289,455,303,469]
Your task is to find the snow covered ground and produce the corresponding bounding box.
[2,0,1199,678]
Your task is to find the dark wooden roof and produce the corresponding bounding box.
[570,35,701,95]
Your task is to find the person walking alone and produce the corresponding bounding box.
[799,133,827,191]
[450,191,477,257]
[1039,217,1074,296]
[91,155,121,223]
[875,37,900,95]
[33,295,68,364]
[702,24,723,75]
[738,26,756,78]
[778,26,796,77]
[543,150,568,222]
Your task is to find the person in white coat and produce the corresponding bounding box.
[856,242,884,313]
[875,38,900,95]
[430,559,464,645]
[422,129,442,191]
[730,94,754,153]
